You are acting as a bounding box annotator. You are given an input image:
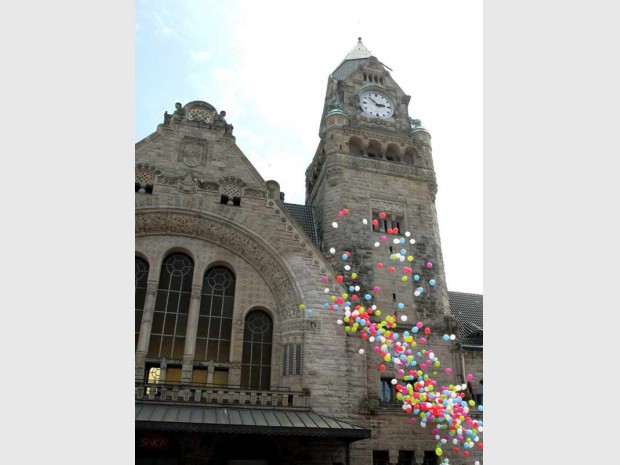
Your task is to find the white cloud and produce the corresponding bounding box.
[190,50,212,64]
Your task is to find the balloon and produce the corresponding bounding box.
[329,247,336,254]
[429,279,436,286]
[362,218,368,225]
[298,304,305,310]
[426,262,433,269]
[332,222,338,228]
[380,212,387,219]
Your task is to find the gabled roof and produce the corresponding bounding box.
[448,291,483,349]
[283,203,320,247]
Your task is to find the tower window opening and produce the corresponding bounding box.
[145,184,154,194]
[135,182,141,193]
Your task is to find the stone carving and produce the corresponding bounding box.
[178,136,208,168]
[164,102,185,125]
[197,180,220,192]
[178,173,198,194]
[243,188,267,198]
[214,110,234,134]
[329,153,436,183]
[409,117,422,128]
[281,319,321,333]
[370,199,406,216]
[135,211,301,319]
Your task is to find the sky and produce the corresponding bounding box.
[135,0,483,294]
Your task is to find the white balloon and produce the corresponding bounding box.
[358,348,365,354]
[332,222,338,228]
[329,247,336,254]
[374,242,380,247]
[344,265,351,270]
[400,315,408,322]
[362,218,368,225]
[405,231,411,237]
[410,239,416,244]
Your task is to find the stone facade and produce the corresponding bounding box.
[135,41,482,465]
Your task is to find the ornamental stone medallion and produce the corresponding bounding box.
[178,137,208,168]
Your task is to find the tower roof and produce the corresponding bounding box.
[343,37,372,60]
[331,38,390,81]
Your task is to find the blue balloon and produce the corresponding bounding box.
[429,279,436,286]
[341,254,348,260]
[364,294,372,300]
[414,275,420,281]
[398,302,405,309]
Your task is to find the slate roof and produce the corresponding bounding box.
[283,203,320,247]
[136,404,370,439]
[448,291,483,349]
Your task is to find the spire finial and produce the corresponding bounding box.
[358,37,362,41]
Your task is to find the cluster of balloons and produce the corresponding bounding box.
[298,209,483,463]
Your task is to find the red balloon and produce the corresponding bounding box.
[380,212,387,219]
[372,219,379,226]
[336,275,343,282]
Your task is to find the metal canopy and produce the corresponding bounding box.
[136,404,371,440]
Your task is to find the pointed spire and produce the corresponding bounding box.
[343,37,372,61]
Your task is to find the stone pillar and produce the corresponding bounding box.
[389,450,399,465]
[414,450,424,465]
[181,285,202,383]
[135,280,159,381]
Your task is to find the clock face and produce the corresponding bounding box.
[360,91,394,119]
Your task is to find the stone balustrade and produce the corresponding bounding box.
[135,383,311,409]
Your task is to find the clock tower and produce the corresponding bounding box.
[306,38,451,326]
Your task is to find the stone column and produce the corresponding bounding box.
[135,280,159,381]
[413,450,424,465]
[182,285,202,383]
[389,450,399,465]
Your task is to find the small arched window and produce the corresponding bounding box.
[367,140,383,159]
[241,310,273,389]
[349,136,365,156]
[403,148,416,165]
[195,266,236,362]
[148,253,193,359]
[135,257,149,349]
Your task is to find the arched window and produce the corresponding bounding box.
[403,148,416,165]
[349,136,365,156]
[195,266,236,362]
[148,252,193,359]
[385,143,401,162]
[241,310,273,389]
[135,256,149,349]
[367,140,383,159]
